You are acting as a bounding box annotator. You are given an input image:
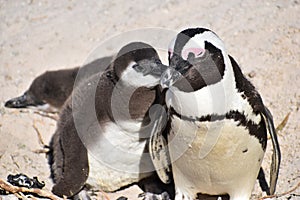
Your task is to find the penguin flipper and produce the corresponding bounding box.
[148,105,172,184]
[257,167,270,195]
[51,128,89,197]
[262,107,281,195]
[49,106,89,197]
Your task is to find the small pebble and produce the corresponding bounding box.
[247,70,256,78]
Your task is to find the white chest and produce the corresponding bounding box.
[86,121,154,191]
[168,116,265,199]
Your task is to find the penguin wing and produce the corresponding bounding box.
[50,102,89,197]
[149,105,172,184]
[262,106,281,195]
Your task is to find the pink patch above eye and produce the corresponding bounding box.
[182,48,205,60]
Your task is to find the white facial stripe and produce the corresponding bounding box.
[119,61,160,88]
[182,47,205,60]
[169,30,227,62]
[168,30,226,57]
[184,31,226,53]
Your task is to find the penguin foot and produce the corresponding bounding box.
[138,191,170,200]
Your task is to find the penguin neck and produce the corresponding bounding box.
[167,56,261,124]
[166,56,237,119]
[166,67,234,115]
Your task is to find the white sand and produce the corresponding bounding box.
[0,0,299,199]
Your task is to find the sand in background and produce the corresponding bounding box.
[0,0,299,199]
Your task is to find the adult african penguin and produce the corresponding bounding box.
[150,28,280,200]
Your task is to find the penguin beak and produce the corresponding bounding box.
[160,67,182,89]
[149,63,169,77]
[160,54,193,89]
[5,92,45,109]
[134,59,168,77]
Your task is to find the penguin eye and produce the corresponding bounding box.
[132,64,144,73]
[182,48,205,61]
[132,63,151,76]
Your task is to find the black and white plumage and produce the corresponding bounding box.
[4,43,174,198]
[150,28,280,200]
[49,42,173,198]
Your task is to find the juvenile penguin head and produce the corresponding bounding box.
[113,42,167,88]
[4,74,51,111]
[5,69,76,113]
[161,28,233,92]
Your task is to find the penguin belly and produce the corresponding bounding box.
[169,116,265,200]
[86,121,154,191]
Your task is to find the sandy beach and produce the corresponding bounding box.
[0,0,299,199]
